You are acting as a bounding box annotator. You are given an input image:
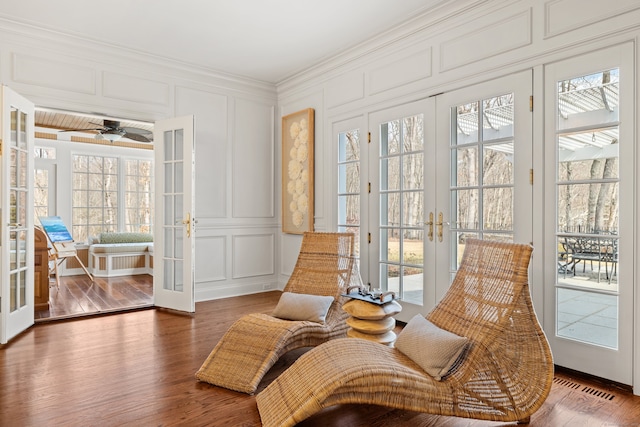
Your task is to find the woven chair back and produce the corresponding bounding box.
[283,232,360,299]
[429,238,533,341]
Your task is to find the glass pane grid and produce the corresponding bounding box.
[451,93,515,245]
[555,68,620,349]
[337,129,361,260]
[379,114,424,304]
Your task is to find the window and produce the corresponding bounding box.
[34,168,49,220]
[125,159,153,234]
[71,155,154,242]
[72,155,118,242]
[34,147,56,224]
[34,146,56,159]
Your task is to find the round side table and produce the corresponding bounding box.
[342,296,402,346]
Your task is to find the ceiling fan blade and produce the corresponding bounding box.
[120,126,151,134]
[123,132,152,143]
[58,127,103,132]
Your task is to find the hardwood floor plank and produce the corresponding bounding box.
[3,291,640,426]
[35,274,153,321]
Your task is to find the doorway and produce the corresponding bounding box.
[33,109,155,321]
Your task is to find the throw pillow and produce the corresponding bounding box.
[272,292,334,324]
[395,314,468,380]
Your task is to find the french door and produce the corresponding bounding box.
[0,86,35,344]
[433,71,534,304]
[153,115,196,312]
[368,71,533,322]
[543,44,633,384]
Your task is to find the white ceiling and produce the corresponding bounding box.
[0,0,449,84]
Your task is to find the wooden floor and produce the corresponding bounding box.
[35,274,153,321]
[3,292,640,426]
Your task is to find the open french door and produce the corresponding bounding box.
[153,115,196,312]
[0,86,35,344]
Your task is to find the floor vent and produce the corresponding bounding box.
[581,386,615,401]
[554,377,616,401]
[553,377,581,389]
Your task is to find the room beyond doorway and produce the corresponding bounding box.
[34,274,153,322]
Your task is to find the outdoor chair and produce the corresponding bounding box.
[195,231,360,394]
[256,239,553,426]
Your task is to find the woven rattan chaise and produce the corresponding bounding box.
[256,239,553,426]
[195,231,361,394]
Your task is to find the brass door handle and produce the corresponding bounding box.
[425,212,434,242]
[182,213,191,238]
[436,212,444,242]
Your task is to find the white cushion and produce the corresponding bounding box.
[272,292,334,324]
[395,314,468,380]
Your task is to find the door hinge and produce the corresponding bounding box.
[530,168,534,185]
[368,232,371,244]
[529,95,533,112]
[368,132,371,144]
[0,139,3,155]
[368,182,371,193]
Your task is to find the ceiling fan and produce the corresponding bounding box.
[60,119,153,143]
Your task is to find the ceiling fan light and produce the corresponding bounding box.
[95,130,124,142]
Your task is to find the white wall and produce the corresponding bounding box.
[3,3,640,386]
[0,18,279,301]
[276,0,640,391]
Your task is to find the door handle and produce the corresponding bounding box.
[182,213,191,238]
[436,212,444,242]
[424,212,434,242]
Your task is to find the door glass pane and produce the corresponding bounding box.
[450,93,515,269]
[164,131,173,161]
[175,130,184,161]
[337,127,361,256]
[174,259,184,292]
[164,259,174,291]
[164,163,173,193]
[555,69,619,349]
[9,109,30,313]
[162,129,185,294]
[380,114,424,305]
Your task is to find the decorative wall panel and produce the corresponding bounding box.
[176,86,228,218]
[232,234,275,279]
[102,71,170,105]
[439,10,531,72]
[545,0,640,37]
[12,53,96,94]
[326,70,364,108]
[369,46,432,95]
[195,234,226,282]
[233,99,275,218]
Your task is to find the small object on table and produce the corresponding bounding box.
[342,286,402,346]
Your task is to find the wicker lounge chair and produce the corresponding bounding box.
[256,239,553,426]
[195,231,360,394]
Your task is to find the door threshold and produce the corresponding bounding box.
[34,304,154,323]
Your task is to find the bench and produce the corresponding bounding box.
[89,232,153,277]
